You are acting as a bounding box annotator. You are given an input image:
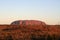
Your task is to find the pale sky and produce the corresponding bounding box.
[0,0,60,25]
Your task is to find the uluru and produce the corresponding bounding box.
[11,20,46,26]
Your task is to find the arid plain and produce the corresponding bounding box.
[0,20,60,40]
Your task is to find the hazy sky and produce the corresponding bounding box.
[0,0,60,25]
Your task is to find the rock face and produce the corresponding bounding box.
[11,20,47,31]
[11,20,46,26]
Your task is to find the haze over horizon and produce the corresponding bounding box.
[0,0,60,25]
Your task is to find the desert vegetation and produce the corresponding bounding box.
[0,25,60,40]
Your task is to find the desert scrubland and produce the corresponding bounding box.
[0,25,60,40]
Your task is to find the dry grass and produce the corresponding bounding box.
[0,25,60,40]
